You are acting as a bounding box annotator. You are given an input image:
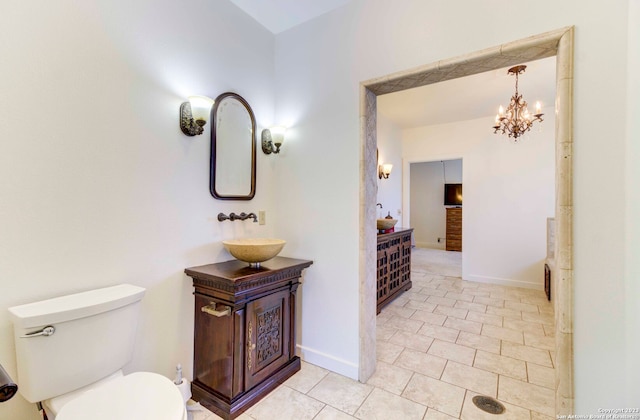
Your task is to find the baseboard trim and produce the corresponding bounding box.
[415,242,445,250]
[296,344,359,380]
[464,274,543,290]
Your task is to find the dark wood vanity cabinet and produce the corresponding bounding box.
[377,228,413,313]
[185,257,313,420]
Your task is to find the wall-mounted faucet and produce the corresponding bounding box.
[218,212,258,223]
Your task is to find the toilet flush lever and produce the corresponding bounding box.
[21,326,55,338]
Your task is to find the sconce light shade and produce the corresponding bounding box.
[261,126,287,154]
[180,95,214,136]
[379,163,393,179]
[188,96,214,121]
[270,126,286,148]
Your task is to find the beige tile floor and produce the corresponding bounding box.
[191,248,555,420]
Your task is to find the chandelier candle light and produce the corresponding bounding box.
[492,65,543,140]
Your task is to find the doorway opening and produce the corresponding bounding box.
[359,27,574,415]
[409,159,463,249]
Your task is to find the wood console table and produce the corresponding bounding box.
[185,257,313,419]
[377,228,413,313]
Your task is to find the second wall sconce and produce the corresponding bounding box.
[379,163,393,179]
[180,95,215,136]
[261,126,286,154]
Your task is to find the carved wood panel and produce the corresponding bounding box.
[256,305,281,365]
[245,289,290,390]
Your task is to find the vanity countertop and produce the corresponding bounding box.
[185,256,313,286]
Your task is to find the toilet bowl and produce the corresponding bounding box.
[50,372,186,420]
[8,284,186,420]
[39,370,186,420]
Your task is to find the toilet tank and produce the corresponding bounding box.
[8,284,145,403]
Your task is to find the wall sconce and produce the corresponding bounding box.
[180,95,214,136]
[378,163,393,179]
[261,126,286,154]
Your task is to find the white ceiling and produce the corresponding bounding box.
[227,1,556,129]
[228,0,352,34]
[378,56,556,129]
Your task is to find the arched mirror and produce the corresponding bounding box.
[210,92,256,200]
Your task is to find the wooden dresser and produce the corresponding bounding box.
[377,228,413,313]
[446,208,462,251]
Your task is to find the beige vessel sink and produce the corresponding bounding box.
[222,238,286,267]
[377,218,398,231]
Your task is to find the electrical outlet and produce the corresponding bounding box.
[258,211,266,225]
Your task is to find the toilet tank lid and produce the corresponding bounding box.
[8,284,146,329]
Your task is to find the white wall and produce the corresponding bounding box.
[403,115,554,288]
[410,160,462,249]
[625,0,640,404]
[376,113,402,219]
[0,1,276,418]
[274,0,633,408]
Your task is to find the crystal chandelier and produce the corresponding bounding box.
[492,65,543,140]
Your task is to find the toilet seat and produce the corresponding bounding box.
[55,372,186,420]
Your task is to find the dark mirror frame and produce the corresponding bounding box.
[210,92,256,200]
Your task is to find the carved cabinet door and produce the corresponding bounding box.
[244,288,291,389]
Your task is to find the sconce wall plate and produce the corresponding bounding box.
[180,101,205,136]
[261,129,275,154]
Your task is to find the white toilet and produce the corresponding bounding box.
[8,284,187,420]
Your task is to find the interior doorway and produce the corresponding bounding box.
[409,159,463,251]
[358,27,574,415]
